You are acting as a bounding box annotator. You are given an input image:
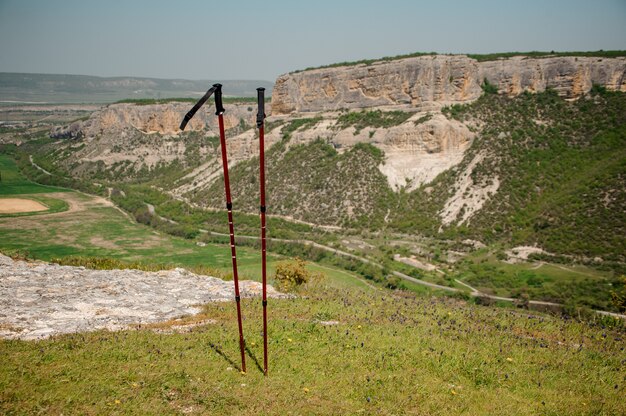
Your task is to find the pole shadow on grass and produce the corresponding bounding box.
[208,342,264,374]
[244,344,264,374]
[208,342,241,372]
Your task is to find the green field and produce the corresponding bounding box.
[0,191,271,278]
[1,283,624,415]
[0,154,66,195]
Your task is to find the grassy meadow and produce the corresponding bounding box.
[1,282,624,415]
[0,154,66,195]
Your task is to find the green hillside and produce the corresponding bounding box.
[2,277,625,415]
[435,89,626,260]
[192,90,626,263]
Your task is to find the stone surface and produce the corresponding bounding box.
[0,255,288,340]
[272,55,626,114]
[439,152,500,226]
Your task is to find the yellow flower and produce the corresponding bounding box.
[303,387,310,393]
[250,341,256,346]
[451,390,457,395]
[506,357,513,362]
[357,325,362,329]
[114,399,121,405]
[287,338,293,342]
[131,382,138,388]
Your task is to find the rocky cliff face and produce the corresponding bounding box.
[51,102,270,174]
[272,55,626,114]
[53,102,265,138]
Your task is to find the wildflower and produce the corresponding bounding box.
[303,387,310,393]
[114,399,121,405]
[357,325,362,329]
[131,382,139,388]
[287,338,293,342]
[250,341,256,346]
[451,390,457,395]
[506,357,513,362]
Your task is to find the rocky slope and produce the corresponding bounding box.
[0,254,286,340]
[272,55,626,114]
[49,101,271,179]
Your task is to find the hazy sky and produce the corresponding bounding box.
[1,0,625,82]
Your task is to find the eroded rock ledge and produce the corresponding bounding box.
[272,55,626,114]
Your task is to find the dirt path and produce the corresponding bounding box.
[454,278,480,294]
[29,155,52,175]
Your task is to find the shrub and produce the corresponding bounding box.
[273,257,321,291]
[481,78,498,95]
[611,275,626,312]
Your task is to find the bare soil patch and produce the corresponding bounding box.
[0,198,48,214]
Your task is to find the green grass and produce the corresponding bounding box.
[467,50,626,62]
[0,154,66,195]
[0,192,268,278]
[292,51,438,72]
[1,283,624,415]
[453,255,621,311]
[336,109,413,134]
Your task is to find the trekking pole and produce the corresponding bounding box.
[256,87,268,375]
[180,83,247,373]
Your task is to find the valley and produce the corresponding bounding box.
[3,53,624,315]
[1,52,625,414]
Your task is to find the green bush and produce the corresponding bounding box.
[273,258,322,291]
[336,110,413,134]
[481,78,498,94]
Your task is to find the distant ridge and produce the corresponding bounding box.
[0,72,273,104]
[292,50,626,73]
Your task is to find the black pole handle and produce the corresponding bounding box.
[256,87,266,128]
[179,85,217,130]
[213,83,225,115]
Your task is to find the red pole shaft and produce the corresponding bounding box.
[218,113,246,373]
[259,124,268,375]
